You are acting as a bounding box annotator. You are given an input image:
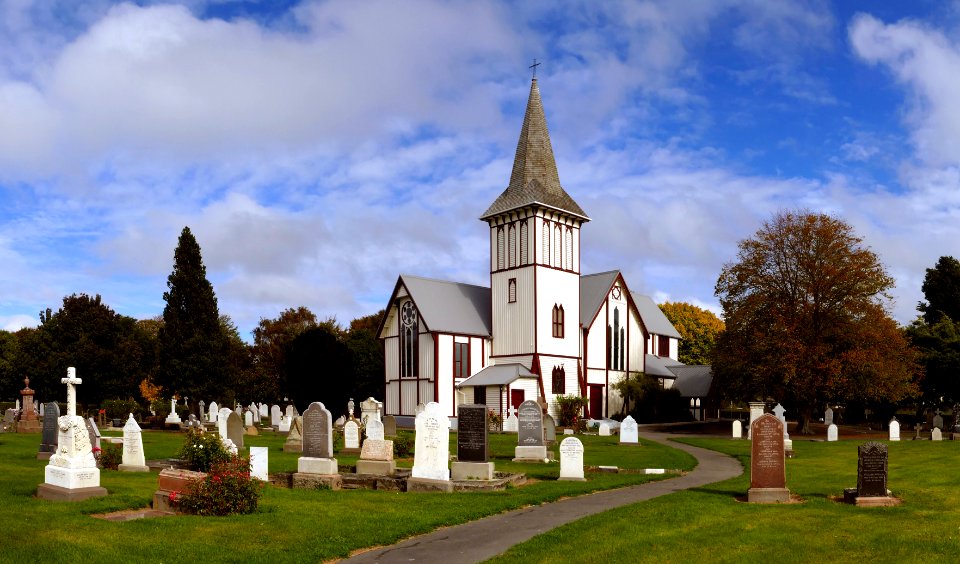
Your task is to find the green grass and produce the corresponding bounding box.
[0,429,694,562]
[491,437,960,563]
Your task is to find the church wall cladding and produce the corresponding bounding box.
[491,267,535,357]
[543,356,582,414]
[535,268,581,358]
[629,310,645,370]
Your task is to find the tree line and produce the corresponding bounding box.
[0,227,384,416]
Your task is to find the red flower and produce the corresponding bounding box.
[169,490,178,502]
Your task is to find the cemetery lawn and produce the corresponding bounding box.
[0,429,693,562]
[491,437,960,564]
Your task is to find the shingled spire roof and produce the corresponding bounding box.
[480,78,589,221]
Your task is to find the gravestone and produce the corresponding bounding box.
[295,402,339,486]
[278,416,291,433]
[198,400,205,420]
[284,416,303,453]
[342,420,361,453]
[218,408,233,439]
[38,367,107,501]
[250,446,268,481]
[453,405,493,480]
[208,401,219,423]
[383,415,397,436]
[620,415,639,444]
[732,420,742,439]
[933,412,944,430]
[244,409,253,427]
[360,397,382,425]
[85,417,101,451]
[259,403,268,419]
[747,401,765,439]
[598,423,611,436]
[38,402,60,460]
[773,403,793,454]
[824,407,834,426]
[543,414,556,443]
[558,436,585,481]
[334,416,346,428]
[503,412,518,432]
[227,412,244,449]
[827,423,838,442]
[356,439,396,476]
[165,398,182,425]
[747,413,790,503]
[119,414,149,472]
[409,402,451,488]
[286,404,299,421]
[845,441,898,506]
[271,405,282,427]
[514,400,547,461]
[888,417,900,441]
[932,427,943,441]
[366,418,385,441]
[17,377,41,433]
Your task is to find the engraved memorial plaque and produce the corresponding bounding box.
[457,404,488,462]
[517,400,544,447]
[750,413,785,489]
[857,442,888,498]
[302,402,333,459]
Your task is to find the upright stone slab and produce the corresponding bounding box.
[410,402,451,485]
[250,446,269,481]
[244,409,254,427]
[457,405,488,462]
[294,403,340,488]
[514,400,547,461]
[732,420,743,439]
[119,414,149,472]
[342,420,361,453]
[383,415,397,436]
[366,418,385,441]
[504,412,518,432]
[271,405,282,427]
[827,423,838,442]
[888,417,900,441]
[218,408,232,439]
[620,415,639,444]
[773,403,793,454]
[197,400,205,420]
[360,397,382,425]
[38,402,60,460]
[208,401,219,423]
[558,436,585,481]
[747,401,765,439]
[278,416,291,433]
[259,403,268,418]
[844,441,898,506]
[932,427,943,441]
[226,412,244,449]
[85,417,101,451]
[598,423,612,436]
[543,414,557,443]
[38,367,107,501]
[824,407,834,426]
[284,416,303,453]
[747,413,789,503]
[356,439,396,476]
[933,412,944,430]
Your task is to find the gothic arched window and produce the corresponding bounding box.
[552,304,564,338]
[508,225,517,268]
[565,227,573,271]
[497,227,505,270]
[519,221,529,265]
[554,225,562,268]
[542,221,550,265]
[552,366,566,394]
[399,300,419,379]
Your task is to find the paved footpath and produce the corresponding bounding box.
[341,433,743,564]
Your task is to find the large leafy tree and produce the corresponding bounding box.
[157,227,231,401]
[918,256,960,324]
[713,211,920,434]
[0,330,20,400]
[345,309,385,403]
[285,320,352,415]
[251,306,318,401]
[658,302,724,365]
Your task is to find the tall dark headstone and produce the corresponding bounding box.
[302,402,333,459]
[457,405,488,462]
[517,400,544,447]
[747,413,790,503]
[857,442,888,498]
[226,412,244,449]
[38,402,60,460]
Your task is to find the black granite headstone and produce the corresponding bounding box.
[857,442,888,497]
[457,405,488,462]
[39,402,60,454]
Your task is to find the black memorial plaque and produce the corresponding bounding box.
[457,405,488,462]
[39,402,60,454]
[857,442,888,498]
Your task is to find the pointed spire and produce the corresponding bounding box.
[481,79,588,221]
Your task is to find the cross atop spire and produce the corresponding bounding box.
[529,58,541,79]
[61,366,82,417]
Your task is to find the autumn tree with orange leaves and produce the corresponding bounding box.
[713,211,920,434]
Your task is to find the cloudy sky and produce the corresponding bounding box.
[2,0,959,340]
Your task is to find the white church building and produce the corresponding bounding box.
[377,78,685,421]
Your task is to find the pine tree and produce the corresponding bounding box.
[157,227,231,401]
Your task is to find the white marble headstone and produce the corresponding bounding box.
[218,407,233,438]
[259,403,268,418]
[558,436,585,481]
[504,413,518,432]
[250,446,269,480]
[598,423,611,436]
[366,418,385,441]
[344,420,360,449]
[932,427,943,441]
[827,423,838,442]
[889,417,900,441]
[732,420,742,439]
[411,402,450,481]
[121,414,148,469]
[271,405,282,427]
[208,401,219,423]
[244,410,253,426]
[620,416,638,444]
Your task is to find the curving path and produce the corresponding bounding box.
[341,433,743,564]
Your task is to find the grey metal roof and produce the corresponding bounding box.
[480,79,588,221]
[400,275,491,336]
[632,292,682,339]
[456,363,538,387]
[580,271,620,327]
[667,365,714,398]
[645,354,684,377]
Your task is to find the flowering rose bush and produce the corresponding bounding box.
[175,456,263,516]
[94,442,123,470]
[177,427,231,472]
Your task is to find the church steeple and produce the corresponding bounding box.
[480,78,589,222]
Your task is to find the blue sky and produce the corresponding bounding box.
[2,0,960,340]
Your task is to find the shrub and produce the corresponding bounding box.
[177,427,231,472]
[555,395,588,428]
[393,433,414,458]
[94,442,123,470]
[101,398,140,420]
[175,456,263,516]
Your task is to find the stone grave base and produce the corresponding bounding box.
[748,487,791,503]
[558,474,586,482]
[37,483,108,502]
[619,440,640,446]
[298,457,338,475]
[17,420,42,433]
[292,472,343,490]
[283,442,303,453]
[343,473,407,491]
[340,447,361,455]
[245,426,258,436]
[356,459,396,476]
[36,451,54,461]
[451,461,494,480]
[45,465,101,490]
[153,468,206,513]
[513,445,548,462]
[118,464,150,472]
[843,488,901,507]
[407,477,454,493]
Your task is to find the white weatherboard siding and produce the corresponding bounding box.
[437,334,454,415]
[491,267,535,357]
[629,312,644,371]
[536,268,580,357]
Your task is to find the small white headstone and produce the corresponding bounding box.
[279,416,291,433]
[504,413,518,432]
[620,416,638,444]
[335,416,346,427]
[827,423,838,442]
[208,401,219,423]
[271,405,282,427]
[344,420,360,449]
[120,414,148,470]
[244,410,253,426]
[218,407,232,438]
[563,428,574,435]
[732,420,742,439]
[39,403,45,417]
[411,402,450,481]
[366,418,385,441]
[259,403,268,418]
[250,446,269,480]
[889,417,900,441]
[558,436,585,481]
[932,427,943,441]
[598,423,611,436]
